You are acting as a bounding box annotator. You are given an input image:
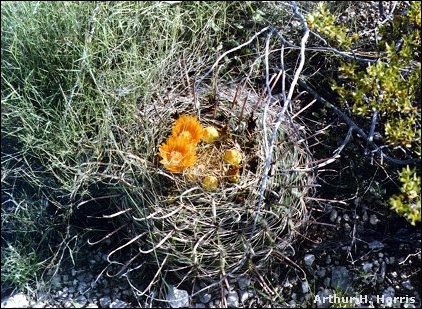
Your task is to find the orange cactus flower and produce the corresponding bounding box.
[159,135,197,173]
[171,114,204,145]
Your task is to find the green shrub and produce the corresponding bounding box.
[389,166,421,225]
[307,1,421,225]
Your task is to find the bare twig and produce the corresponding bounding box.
[298,79,419,166]
[251,0,310,246]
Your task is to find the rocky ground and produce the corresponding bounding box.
[2,175,420,308]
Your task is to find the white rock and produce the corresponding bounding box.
[167,285,189,308]
[301,281,309,294]
[240,290,249,302]
[1,294,29,308]
[226,291,239,308]
[304,254,315,267]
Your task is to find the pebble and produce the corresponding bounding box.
[226,291,239,308]
[1,293,29,308]
[362,210,369,222]
[74,295,87,307]
[362,262,373,273]
[110,299,131,308]
[99,296,111,308]
[402,280,413,290]
[199,293,212,304]
[344,223,351,232]
[240,291,249,302]
[304,254,315,267]
[167,286,189,308]
[301,281,309,294]
[370,214,380,225]
[316,267,326,278]
[368,240,385,250]
[315,289,333,308]
[330,209,338,222]
[331,266,351,291]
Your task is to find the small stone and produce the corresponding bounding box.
[344,223,351,232]
[99,296,111,308]
[110,299,131,308]
[370,214,380,225]
[240,291,249,302]
[56,290,64,298]
[78,281,88,293]
[315,289,333,308]
[330,209,338,222]
[226,292,239,308]
[362,211,368,222]
[301,281,309,294]
[383,286,395,299]
[1,293,29,308]
[402,280,413,290]
[167,286,189,308]
[304,254,315,267]
[199,293,211,304]
[316,267,326,278]
[74,295,87,308]
[343,214,350,221]
[32,301,47,308]
[362,262,373,273]
[331,266,351,291]
[368,240,384,250]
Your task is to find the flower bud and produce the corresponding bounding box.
[202,176,219,191]
[223,149,242,166]
[202,126,219,143]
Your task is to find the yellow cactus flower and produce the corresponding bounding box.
[171,114,204,145]
[223,149,242,166]
[202,126,219,143]
[159,135,197,173]
[202,176,219,191]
